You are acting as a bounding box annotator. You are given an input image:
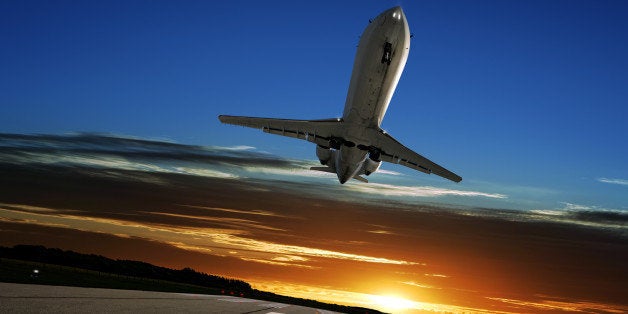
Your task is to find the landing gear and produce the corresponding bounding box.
[329,138,342,150]
[381,42,392,65]
[369,148,381,162]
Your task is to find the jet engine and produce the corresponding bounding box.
[316,145,333,165]
[362,158,381,175]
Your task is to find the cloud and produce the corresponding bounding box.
[367,230,394,235]
[213,145,256,151]
[0,203,417,267]
[0,133,292,170]
[241,166,336,179]
[486,297,628,313]
[172,167,238,179]
[6,133,626,233]
[559,202,595,211]
[209,233,418,265]
[401,281,439,289]
[597,177,628,187]
[239,257,317,269]
[424,273,449,278]
[376,168,403,176]
[179,205,289,218]
[150,212,286,232]
[2,134,508,206]
[532,203,628,230]
[346,182,507,199]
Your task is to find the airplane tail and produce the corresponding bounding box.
[310,166,368,183]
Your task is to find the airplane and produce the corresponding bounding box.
[219,6,461,184]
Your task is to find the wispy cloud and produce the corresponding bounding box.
[241,166,335,179]
[559,202,596,211]
[401,281,439,289]
[367,230,394,235]
[376,168,403,176]
[424,273,449,278]
[179,205,289,218]
[0,203,417,267]
[173,166,238,179]
[346,183,507,199]
[240,257,317,269]
[150,212,286,232]
[209,233,418,265]
[486,297,628,313]
[597,177,628,187]
[213,145,256,151]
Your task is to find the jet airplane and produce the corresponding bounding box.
[219,7,461,184]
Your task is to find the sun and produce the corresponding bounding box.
[369,294,417,312]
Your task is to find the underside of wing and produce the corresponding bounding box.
[366,128,462,183]
[218,115,461,183]
[218,115,344,147]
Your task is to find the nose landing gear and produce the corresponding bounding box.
[381,42,392,65]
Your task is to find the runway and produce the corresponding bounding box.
[0,283,340,314]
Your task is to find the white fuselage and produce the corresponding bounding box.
[333,6,410,183]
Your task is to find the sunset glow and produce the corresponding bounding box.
[368,294,416,312]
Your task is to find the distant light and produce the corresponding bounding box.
[33,269,39,274]
[392,12,397,18]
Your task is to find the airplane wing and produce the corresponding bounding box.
[218,115,461,183]
[218,115,344,147]
[366,128,462,183]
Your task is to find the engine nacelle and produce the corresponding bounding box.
[362,158,381,176]
[316,145,333,165]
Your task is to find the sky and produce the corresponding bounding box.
[1,0,628,312]
[1,1,628,211]
[2,0,628,212]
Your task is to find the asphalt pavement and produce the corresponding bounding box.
[0,282,340,314]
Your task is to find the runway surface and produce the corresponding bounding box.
[0,283,340,314]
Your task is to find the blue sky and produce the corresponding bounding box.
[1,0,627,211]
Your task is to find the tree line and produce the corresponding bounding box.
[0,245,251,291]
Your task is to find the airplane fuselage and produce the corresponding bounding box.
[218,6,462,184]
[333,7,410,183]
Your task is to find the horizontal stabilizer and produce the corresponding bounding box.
[310,166,335,174]
[352,175,368,183]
